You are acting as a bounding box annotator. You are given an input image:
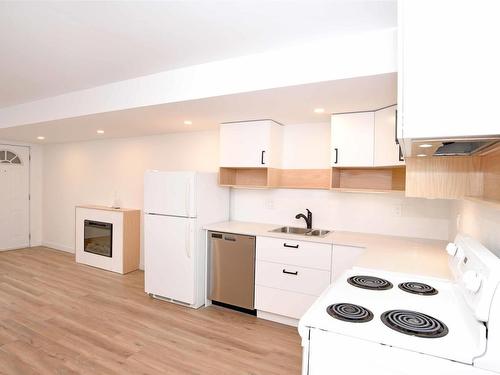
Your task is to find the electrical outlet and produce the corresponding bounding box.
[394,205,402,217]
[265,198,274,209]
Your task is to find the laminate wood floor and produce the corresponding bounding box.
[0,247,302,375]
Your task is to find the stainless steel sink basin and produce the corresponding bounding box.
[270,226,311,235]
[307,229,331,237]
[269,226,331,238]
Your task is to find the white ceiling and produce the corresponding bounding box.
[0,1,396,108]
[0,73,396,144]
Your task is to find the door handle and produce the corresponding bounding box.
[185,182,191,216]
[283,243,299,249]
[282,269,298,276]
[334,148,338,164]
[185,222,191,259]
[395,109,399,144]
[261,150,266,165]
[398,145,404,162]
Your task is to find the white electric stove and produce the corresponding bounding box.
[299,234,500,375]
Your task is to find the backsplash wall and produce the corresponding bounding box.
[230,188,452,240]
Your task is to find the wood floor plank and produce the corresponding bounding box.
[0,247,302,374]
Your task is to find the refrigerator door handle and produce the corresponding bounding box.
[185,182,191,217]
[185,222,191,259]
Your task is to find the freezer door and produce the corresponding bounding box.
[144,171,196,217]
[144,214,196,305]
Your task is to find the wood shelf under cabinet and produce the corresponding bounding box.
[219,167,274,188]
[219,168,332,189]
[331,166,406,192]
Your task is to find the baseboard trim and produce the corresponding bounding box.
[257,310,299,327]
[42,241,74,254]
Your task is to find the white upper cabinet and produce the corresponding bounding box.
[331,107,402,167]
[399,0,500,141]
[374,105,404,166]
[219,120,283,168]
[331,112,374,167]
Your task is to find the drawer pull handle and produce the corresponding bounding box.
[283,243,299,249]
[282,269,298,276]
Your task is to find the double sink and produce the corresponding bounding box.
[269,226,331,238]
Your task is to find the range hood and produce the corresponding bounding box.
[410,138,500,157]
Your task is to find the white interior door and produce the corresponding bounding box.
[0,145,30,251]
[144,214,196,305]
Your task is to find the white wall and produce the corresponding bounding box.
[450,200,500,257]
[0,140,43,247]
[42,130,219,267]
[42,124,454,269]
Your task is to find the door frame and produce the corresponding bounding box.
[0,143,31,248]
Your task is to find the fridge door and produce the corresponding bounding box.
[144,214,196,305]
[144,171,196,217]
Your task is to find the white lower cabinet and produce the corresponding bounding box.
[256,261,331,296]
[255,285,318,320]
[255,236,333,323]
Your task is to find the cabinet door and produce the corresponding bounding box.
[400,0,500,139]
[331,112,374,167]
[331,245,366,282]
[219,121,272,168]
[374,105,404,166]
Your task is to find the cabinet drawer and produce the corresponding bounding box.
[255,285,317,319]
[256,236,332,270]
[256,261,330,296]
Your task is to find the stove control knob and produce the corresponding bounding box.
[446,243,458,256]
[463,271,482,294]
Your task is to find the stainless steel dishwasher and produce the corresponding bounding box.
[208,231,256,312]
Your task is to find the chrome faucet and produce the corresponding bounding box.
[295,209,312,229]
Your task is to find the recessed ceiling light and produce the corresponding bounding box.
[417,154,427,157]
[184,120,192,125]
[97,130,104,134]
[419,144,433,148]
[313,108,325,114]
[37,136,45,140]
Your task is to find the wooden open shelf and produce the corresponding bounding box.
[276,169,331,189]
[219,168,331,189]
[219,167,272,188]
[331,166,406,192]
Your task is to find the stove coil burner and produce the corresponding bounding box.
[326,303,374,323]
[347,275,393,291]
[381,310,448,338]
[398,282,438,296]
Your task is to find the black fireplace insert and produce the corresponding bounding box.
[84,220,113,257]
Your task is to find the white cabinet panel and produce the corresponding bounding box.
[374,105,404,166]
[256,261,330,296]
[219,120,282,168]
[331,245,366,282]
[255,285,317,319]
[399,0,500,140]
[331,112,374,167]
[256,236,332,271]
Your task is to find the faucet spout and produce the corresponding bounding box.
[295,209,313,229]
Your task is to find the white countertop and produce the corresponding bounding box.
[204,221,451,279]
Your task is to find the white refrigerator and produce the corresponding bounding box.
[144,171,229,308]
